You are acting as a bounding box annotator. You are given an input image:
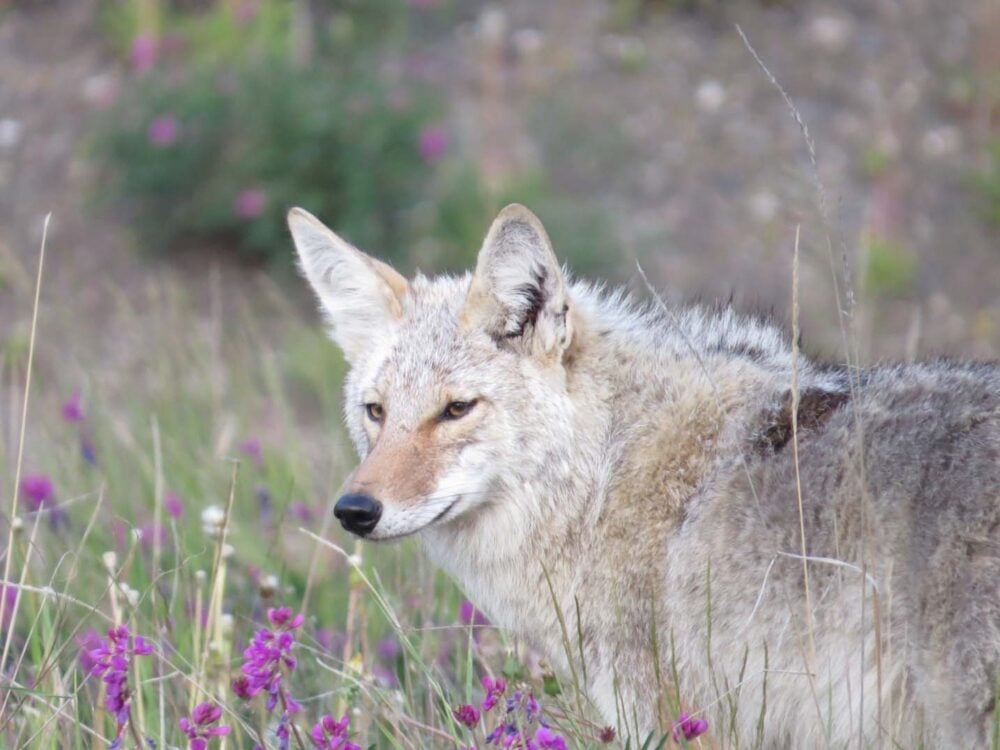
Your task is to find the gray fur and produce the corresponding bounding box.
[289,205,1000,747]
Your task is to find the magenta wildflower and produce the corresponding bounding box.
[0,583,17,628]
[164,492,184,520]
[76,628,104,672]
[62,390,84,422]
[534,725,568,750]
[234,606,303,714]
[453,703,480,729]
[130,32,158,73]
[672,712,709,742]
[459,599,490,627]
[148,115,179,147]
[20,474,54,510]
[418,124,448,162]
[234,189,267,220]
[179,702,231,750]
[309,714,361,750]
[289,500,314,524]
[88,625,154,742]
[482,674,507,712]
[598,726,616,743]
[238,436,263,465]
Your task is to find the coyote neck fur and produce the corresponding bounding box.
[423,284,799,726]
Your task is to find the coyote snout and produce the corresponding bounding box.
[332,493,382,536]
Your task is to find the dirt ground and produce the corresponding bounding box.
[1,0,998,374]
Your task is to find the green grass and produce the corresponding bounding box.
[0,259,621,749]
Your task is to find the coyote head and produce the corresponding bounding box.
[289,205,575,542]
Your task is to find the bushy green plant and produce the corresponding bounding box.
[91,2,443,267]
[974,139,1000,228]
[415,163,624,281]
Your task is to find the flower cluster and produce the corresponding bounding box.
[179,702,231,750]
[87,625,154,744]
[467,676,568,750]
[672,712,709,742]
[309,714,362,750]
[232,605,304,747]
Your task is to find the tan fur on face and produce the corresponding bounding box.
[351,419,443,504]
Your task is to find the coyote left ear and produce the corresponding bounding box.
[461,204,572,360]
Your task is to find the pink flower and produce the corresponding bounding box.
[418,124,448,163]
[234,189,267,220]
[453,703,480,728]
[164,492,183,520]
[238,436,263,464]
[481,674,506,712]
[62,390,84,422]
[459,599,489,627]
[180,702,231,750]
[1,583,18,628]
[672,712,709,742]
[148,116,179,147]
[20,474,54,510]
[234,1,260,25]
[534,726,568,750]
[130,33,159,73]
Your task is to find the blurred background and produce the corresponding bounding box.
[0,1,998,745]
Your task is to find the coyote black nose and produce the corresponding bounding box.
[333,493,383,536]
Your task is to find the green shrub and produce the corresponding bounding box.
[974,139,1000,228]
[91,2,442,267]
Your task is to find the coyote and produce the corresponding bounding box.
[289,204,1000,747]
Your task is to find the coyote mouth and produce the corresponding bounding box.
[370,496,460,542]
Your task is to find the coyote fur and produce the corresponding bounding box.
[289,204,1000,748]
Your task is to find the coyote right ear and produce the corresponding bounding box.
[288,207,409,363]
[461,204,572,361]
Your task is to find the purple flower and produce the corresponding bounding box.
[130,33,158,73]
[179,702,231,750]
[20,474,54,510]
[534,726,568,750]
[598,726,616,743]
[309,713,361,750]
[164,492,183,520]
[81,434,97,466]
[76,628,104,672]
[148,115,179,147]
[482,674,507,712]
[459,599,490,627]
[234,606,303,715]
[376,636,400,661]
[88,625,154,742]
[418,124,448,163]
[672,712,709,742]
[234,189,267,220]
[1,583,18,628]
[62,390,84,422]
[238,437,263,465]
[453,703,480,729]
[289,501,314,524]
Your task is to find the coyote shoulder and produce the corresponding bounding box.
[289,203,1000,747]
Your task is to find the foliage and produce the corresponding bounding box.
[973,139,1000,228]
[862,233,918,298]
[417,164,624,280]
[91,2,442,267]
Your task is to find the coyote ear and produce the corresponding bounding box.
[288,207,408,363]
[461,204,571,360]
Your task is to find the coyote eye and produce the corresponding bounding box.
[442,400,477,420]
[365,403,384,422]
